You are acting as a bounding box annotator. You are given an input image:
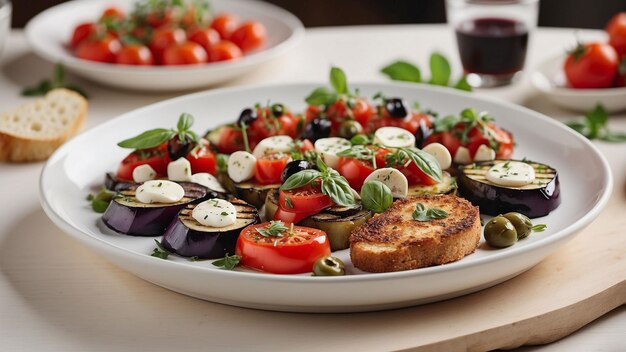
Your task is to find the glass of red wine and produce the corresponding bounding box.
[446,0,539,88]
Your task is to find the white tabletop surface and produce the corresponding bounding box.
[1,25,625,351]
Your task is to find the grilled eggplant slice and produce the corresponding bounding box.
[458,159,561,218]
[218,173,279,209]
[102,184,209,237]
[162,198,260,259]
[265,189,372,251]
[407,171,457,197]
[104,173,227,199]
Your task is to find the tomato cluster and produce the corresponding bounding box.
[564,12,626,89]
[70,2,266,66]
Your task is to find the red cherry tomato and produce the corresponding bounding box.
[186,144,217,175]
[188,27,221,51]
[70,22,99,49]
[207,40,243,62]
[337,157,375,190]
[75,35,121,63]
[229,21,267,52]
[146,10,174,28]
[273,208,313,224]
[115,44,154,65]
[278,187,332,215]
[162,42,208,65]
[235,223,331,274]
[564,42,618,89]
[116,144,171,181]
[217,127,245,154]
[404,161,439,186]
[210,13,239,39]
[371,112,431,136]
[249,108,299,140]
[149,27,186,63]
[255,154,291,185]
[424,131,462,160]
[326,98,373,133]
[100,6,125,22]
[606,12,626,57]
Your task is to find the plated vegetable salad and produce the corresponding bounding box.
[69,0,266,65]
[90,67,559,275]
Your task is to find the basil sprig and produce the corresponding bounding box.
[22,63,88,98]
[385,147,443,183]
[412,203,449,222]
[151,239,170,259]
[381,53,472,92]
[305,66,351,106]
[280,156,356,207]
[336,145,378,168]
[360,180,393,213]
[566,105,626,143]
[117,113,200,150]
[212,253,241,270]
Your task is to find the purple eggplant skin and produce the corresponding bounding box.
[162,200,259,259]
[104,173,226,201]
[102,200,191,236]
[104,173,138,192]
[457,161,561,218]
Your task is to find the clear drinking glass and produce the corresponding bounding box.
[0,0,11,58]
[446,0,539,88]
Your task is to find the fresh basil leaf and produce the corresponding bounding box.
[412,202,448,222]
[53,63,65,85]
[360,180,393,213]
[305,87,338,106]
[177,112,194,132]
[433,115,458,133]
[330,66,348,94]
[429,53,451,86]
[350,134,371,145]
[216,154,229,173]
[21,80,52,97]
[62,84,89,98]
[320,173,355,207]
[381,61,422,83]
[280,169,321,191]
[601,132,626,143]
[91,199,110,213]
[316,154,328,174]
[585,105,607,138]
[566,121,587,135]
[336,145,375,161]
[117,128,175,149]
[151,239,170,260]
[454,75,472,92]
[426,208,448,219]
[400,147,443,183]
[212,253,240,270]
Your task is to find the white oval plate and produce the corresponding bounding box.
[40,83,612,313]
[25,0,304,91]
[531,55,626,113]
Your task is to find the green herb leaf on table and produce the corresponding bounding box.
[566,105,626,143]
[151,239,170,260]
[212,253,241,270]
[429,52,451,86]
[412,203,449,222]
[380,61,422,83]
[360,180,393,213]
[22,63,89,98]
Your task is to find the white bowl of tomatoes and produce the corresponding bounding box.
[531,13,626,113]
[25,0,304,91]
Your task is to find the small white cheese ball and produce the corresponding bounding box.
[474,144,496,162]
[314,137,351,169]
[192,199,237,228]
[135,180,185,204]
[486,161,536,187]
[167,158,192,182]
[374,126,415,148]
[363,168,409,198]
[453,146,472,165]
[252,135,293,158]
[227,151,257,183]
[132,164,157,183]
[190,173,226,193]
[421,143,452,169]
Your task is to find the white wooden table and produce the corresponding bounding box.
[0,25,624,351]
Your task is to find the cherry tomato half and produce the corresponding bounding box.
[255,154,291,185]
[337,157,375,190]
[217,126,245,154]
[186,143,217,175]
[564,42,618,89]
[235,223,331,274]
[116,143,171,181]
[229,21,266,52]
[278,187,332,215]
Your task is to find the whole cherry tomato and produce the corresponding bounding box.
[188,27,221,51]
[229,21,267,52]
[146,10,174,28]
[70,22,99,49]
[207,40,243,62]
[606,12,626,57]
[75,35,121,63]
[149,27,186,64]
[99,6,125,22]
[162,42,208,65]
[115,44,154,65]
[564,42,618,89]
[210,13,239,39]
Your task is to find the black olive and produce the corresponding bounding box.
[415,118,433,148]
[237,108,257,126]
[271,103,285,117]
[301,118,331,142]
[385,98,408,118]
[281,160,313,182]
[167,135,194,160]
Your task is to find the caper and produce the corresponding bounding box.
[484,216,518,248]
[502,212,533,239]
[338,120,363,139]
[312,256,345,276]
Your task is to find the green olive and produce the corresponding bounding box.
[312,256,346,276]
[484,216,518,248]
[502,212,533,239]
[338,120,363,139]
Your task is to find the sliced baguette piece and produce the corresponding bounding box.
[350,194,480,273]
[0,89,87,162]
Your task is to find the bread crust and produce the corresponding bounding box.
[350,194,481,273]
[0,89,87,162]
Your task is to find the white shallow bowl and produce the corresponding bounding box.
[531,55,626,113]
[25,0,304,91]
[40,83,612,313]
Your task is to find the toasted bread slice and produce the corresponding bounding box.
[350,194,480,273]
[0,89,87,162]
